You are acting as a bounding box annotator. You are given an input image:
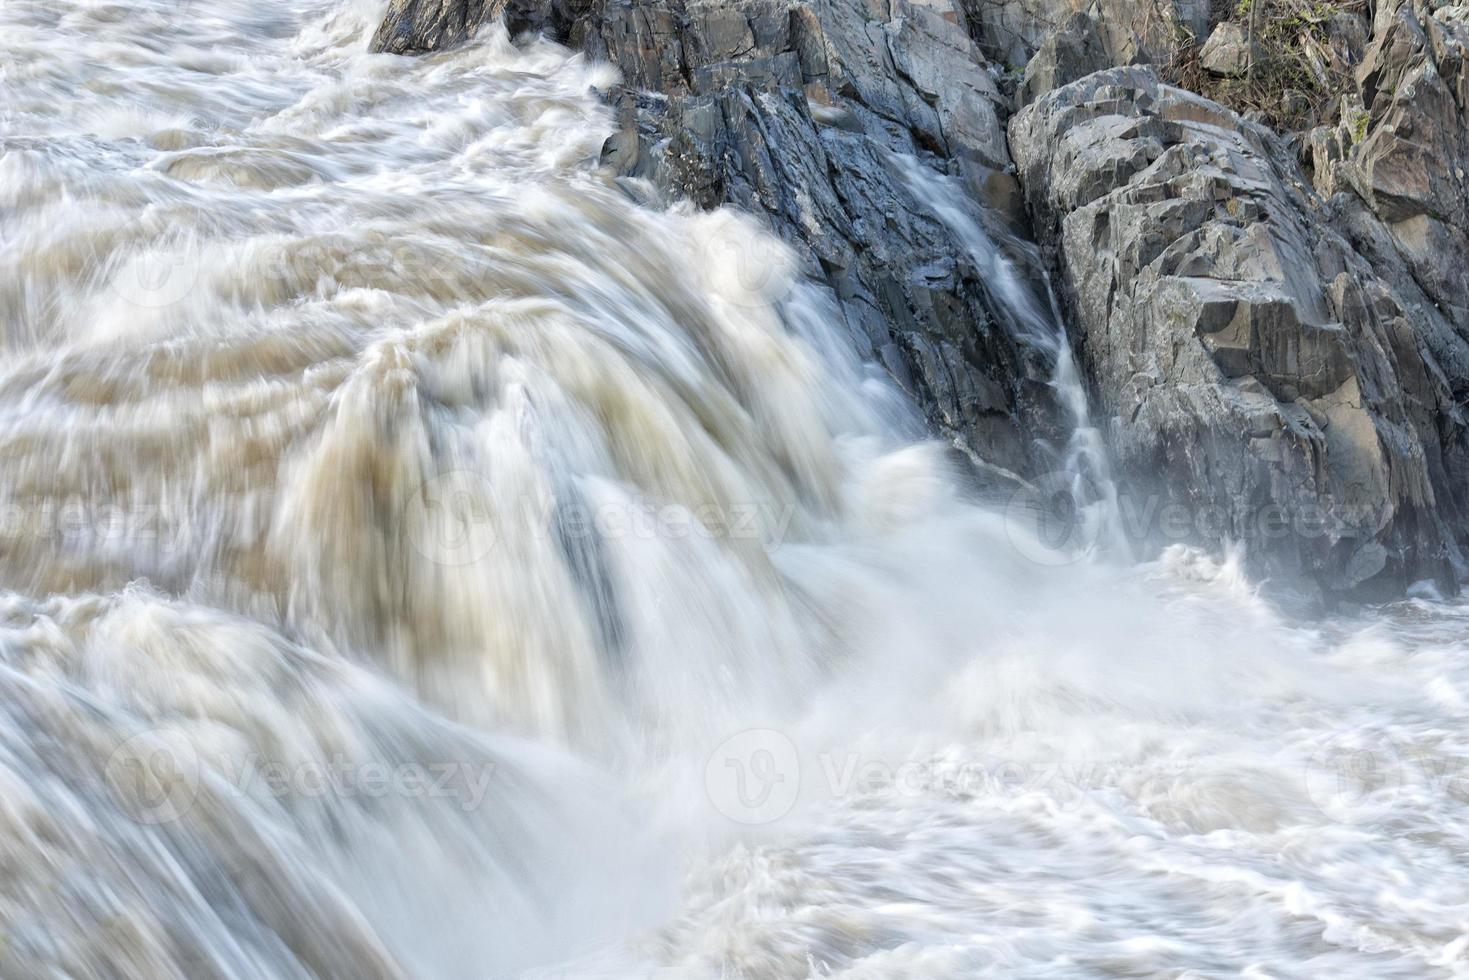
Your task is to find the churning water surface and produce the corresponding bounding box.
[2,0,1469,977]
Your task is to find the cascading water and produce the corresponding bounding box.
[894,155,1128,563]
[3,1,1469,978]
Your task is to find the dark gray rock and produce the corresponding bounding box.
[1019,11,1111,105]
[1011,67,1469,597]
[369,0,589,52]
[573,0,1069,476]
[372,0,503,52]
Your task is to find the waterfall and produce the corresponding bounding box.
[2,1,1468,977]
[893,153,1129,565]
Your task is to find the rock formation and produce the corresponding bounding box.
[1198,21,1259,77]
[1325,0,1469,341]
[957,0,1207,71]
[577,0,1067,478]
[368,0,1469,598]
[374,0,1073,478]
[1011,67,1468,596]
[369,0,582,52]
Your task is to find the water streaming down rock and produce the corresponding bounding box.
[5,0,1469,977]
[894,155,1128,563]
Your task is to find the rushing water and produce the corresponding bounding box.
[3,1,1469,977]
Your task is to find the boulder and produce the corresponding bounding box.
[1011,67,1469,597]
[959,0,1209,71]
[1019,11,1112,105]
[1199,20,1261,77]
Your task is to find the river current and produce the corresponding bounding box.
[3,1,1469,977]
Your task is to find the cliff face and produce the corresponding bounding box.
[998,0,1469,597]
[369,0,1469,599]
[1324,0,1469,391]
[1011,68,1468,596]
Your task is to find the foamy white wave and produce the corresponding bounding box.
[3,0,1469,977]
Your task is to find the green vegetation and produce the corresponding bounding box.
[1350,107,1370,143]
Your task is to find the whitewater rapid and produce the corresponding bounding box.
[3,0,1469,977]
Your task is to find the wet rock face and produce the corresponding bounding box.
[367,0,1070,479]
[371,0,507,53]
[369,0,589,52]
[1011,68,1469,597]
[581,0,1065,476]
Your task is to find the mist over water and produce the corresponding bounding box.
[3,0,1469,977]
